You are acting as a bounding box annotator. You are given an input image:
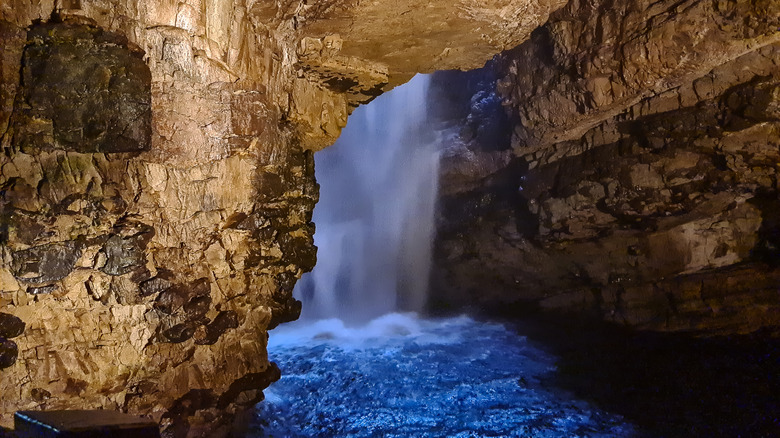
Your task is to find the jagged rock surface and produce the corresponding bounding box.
[0,1,562,436]
[432,0,780,334]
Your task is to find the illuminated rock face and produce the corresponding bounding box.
[2,0,778,434]
[432,0,780,334]
[0,1,562,436]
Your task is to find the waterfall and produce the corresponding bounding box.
[294,74,441,323]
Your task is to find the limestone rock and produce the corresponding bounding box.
[432,0,780,335]
[1,1,561,436]
[496,0,780,155]
[11,22,151,153]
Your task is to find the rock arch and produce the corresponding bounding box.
[0,1,563,435]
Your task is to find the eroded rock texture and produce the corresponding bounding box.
[0,1,561,436]
[432,0,780,334]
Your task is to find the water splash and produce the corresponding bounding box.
[295,74,441,323]
[253,315,638,437]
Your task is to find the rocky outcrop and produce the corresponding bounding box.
[0,1,563,436]
[432,0,780,334]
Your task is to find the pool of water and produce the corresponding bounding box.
[248,313,638,437]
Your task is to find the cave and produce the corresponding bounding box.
[1,1,779,437]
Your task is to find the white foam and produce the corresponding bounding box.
[268,313,479,351]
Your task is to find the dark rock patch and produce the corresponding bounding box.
[0,338,18,369]
[101,226,154,276]
[139,270,174,297]
[11,242,81,284]
[30,388,51,402]
[255,171,285,201]
[324,75,360,93]
[0,313,25,338]
[268,298,302,330]
[11,21,151,153]
[155,278,210,316]
[27,284,57,295]
[64,377,88,396]
[162,323,196,344]
[194,311,239,346]
[184,295,211,322]
[277,232,317,272]
[162,389,216,438]
[268,272,302,330]
[155,286,189,315]
[216,366,281,409]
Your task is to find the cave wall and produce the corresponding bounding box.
[432,0,780,334]
[0,10,316,437]
[0,1,562,436]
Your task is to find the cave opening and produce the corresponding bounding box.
[246,60,780,437]
[247,69,640,437]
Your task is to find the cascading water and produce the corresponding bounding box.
[295,74,440,322]
[249,74,640,437]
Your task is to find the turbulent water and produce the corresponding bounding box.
[249,314,637,437]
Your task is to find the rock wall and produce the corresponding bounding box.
[0,1,561,436]
[432,0,780,334]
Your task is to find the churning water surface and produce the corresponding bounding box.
[249,313,638,437]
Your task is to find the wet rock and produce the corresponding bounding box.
[154,286,190,316]
[277,232,317,272]
[11,242,81,284]
[27,284,58,295]
[0,313,24,339]
[101,230,153,276]
[154,278,210,316]
[194,311,239,346]
[216,366,281,409]
[184,295,211,322]
[255,171,286,201]
[162,323,196,344]
[0,339,18,369]
[433,1,780,334]
[139,273,173,297]
[11,22,151,153]
[30,388,51,402]
[268,272,303,330]
[268,299,302,330]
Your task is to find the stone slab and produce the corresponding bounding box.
[13,410,159,438]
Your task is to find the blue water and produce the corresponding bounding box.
[249,313,638,437]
